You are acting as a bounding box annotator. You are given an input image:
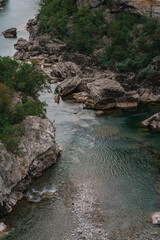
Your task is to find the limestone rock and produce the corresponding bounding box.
[151,212,160,225]
[0,116,60,214]
[11,92,22,107]
[14,38,31,51]
[113,0,160,18]
[57,76,82,96]
[0,222,7,233]
[2,28,17,38]
[84,77,140,109]
[141,112,160,129]
[51,62,82,81]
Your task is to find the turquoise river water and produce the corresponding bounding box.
[0,0,160,239]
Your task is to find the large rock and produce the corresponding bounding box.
[57,76,82,96]
[151,212,160,225]
[141,112,160,129]
[113,0,160,18]
[14,38,31,51]
[51,62,82,81]
[2,28,17,38]
[0,116,60,214]
[85,78,139,109]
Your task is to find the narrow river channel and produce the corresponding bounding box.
[0,1,160,239]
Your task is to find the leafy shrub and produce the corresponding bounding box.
[139,68,155,78]
[0,57,50,154]
[0,83,11,113]
[115,58,140,72]
[70,6,105,53]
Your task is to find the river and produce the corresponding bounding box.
[0,0,160,239]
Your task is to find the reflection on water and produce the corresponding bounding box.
[2,85,160,240]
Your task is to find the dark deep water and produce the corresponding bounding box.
[0,1,160,239]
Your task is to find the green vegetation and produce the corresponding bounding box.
[0,57,50,154]
[38,1,106,53]
[38,0,160,73]
[102,13,160,72]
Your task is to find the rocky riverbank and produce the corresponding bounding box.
[0,116,60,215]
[13,18,160,111]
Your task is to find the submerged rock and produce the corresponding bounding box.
[141,113,160,129]
[2,28,17,38]
[0,116,60,214]
[93,125,119,138]
[151,212,160,225]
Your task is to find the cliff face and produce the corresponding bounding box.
[113,0,160,17]
[77,0,160,17]
[0,116,60,214]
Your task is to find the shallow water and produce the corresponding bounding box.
[0,0,39,56]
[0,1,160,239]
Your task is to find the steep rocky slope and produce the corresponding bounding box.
[0,116,60,214]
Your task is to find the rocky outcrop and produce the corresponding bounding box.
[13,18,160,110]
[85,78,139,109]
[2,28,17,38]
[57,76,82,96]
[113,0,160,18]
[0,116,60,214]
[141,112,160,129]
[151,212,160,225]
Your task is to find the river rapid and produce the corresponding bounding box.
[0,1,160,239]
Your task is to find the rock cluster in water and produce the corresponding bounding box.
[13,19,160,111]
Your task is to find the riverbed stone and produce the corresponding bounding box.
[141,112,160,129]
[57,76,82,96]
[51,62,82,81]
[151,212,160,225]
[2,28,17,38]
[0,222,7,233]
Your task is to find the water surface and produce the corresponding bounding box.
[0,1,160,239]
[0,0,39,56]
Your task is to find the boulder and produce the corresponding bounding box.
[85,78,139,109]
[151,212,160,225]
[13,50,30,60]
[14,38,31,51]
[51,62,82,81]
[0,116,60,214]
[0,222,7,233]
[2,28,17,38]
[141,113,160,129]
[57,76,82,96]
